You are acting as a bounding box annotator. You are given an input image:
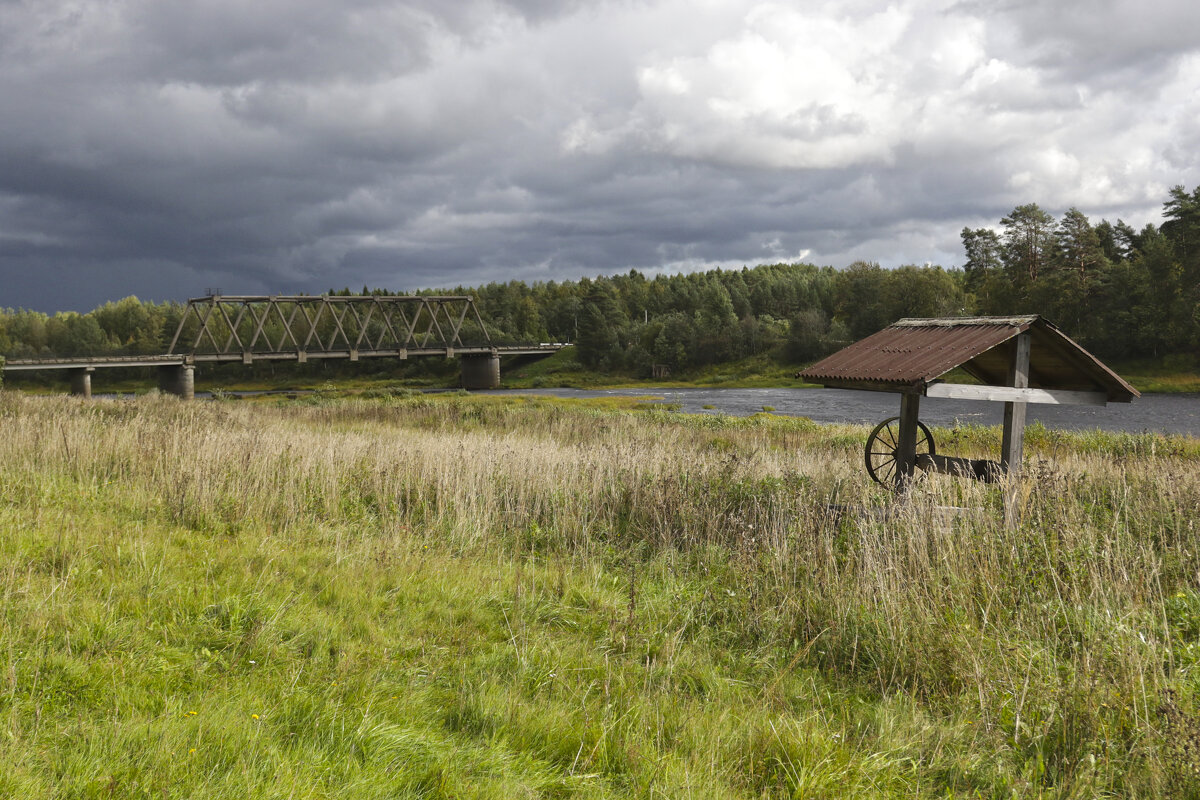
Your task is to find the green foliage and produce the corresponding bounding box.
[961,226,1002,296]
[966,185,1200,362]
[576,279,626,369]
[1001,202,1056,283]
[1,297,181,359]
[787,307,826,361]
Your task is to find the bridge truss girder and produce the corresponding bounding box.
[167,295,491,360]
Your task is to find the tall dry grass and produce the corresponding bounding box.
[2,390,1199,796]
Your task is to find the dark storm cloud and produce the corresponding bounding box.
[981,0,1200,77]
[1,0,1198,311]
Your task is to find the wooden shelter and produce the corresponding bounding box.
[800,316,1138,520]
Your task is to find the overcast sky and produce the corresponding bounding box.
[2,0,1198,312]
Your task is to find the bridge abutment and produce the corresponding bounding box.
[69,367,94,398]
[157,365,194,400]
[460,353,500,390]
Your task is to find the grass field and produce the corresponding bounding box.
[1106,358,1200,394]
[2,390,1200,797]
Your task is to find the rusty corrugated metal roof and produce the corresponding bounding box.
[799,315,1138,402]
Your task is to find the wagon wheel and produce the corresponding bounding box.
[864,416,935,489]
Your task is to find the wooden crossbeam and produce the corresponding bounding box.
[925,383,1107,406]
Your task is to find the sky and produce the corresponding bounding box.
[2,0,1198,312]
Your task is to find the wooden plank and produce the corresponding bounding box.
[916,453,1004,482]
[925,383,1106,406]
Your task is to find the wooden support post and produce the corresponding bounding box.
[1001,332,1031,526]
[896,392,921,492]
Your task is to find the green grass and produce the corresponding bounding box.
[1107,356,1200,394]
[2,391,1200,796]
[501,351,811,389]
[0,503,928,798]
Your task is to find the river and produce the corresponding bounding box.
[485,387,1200,436]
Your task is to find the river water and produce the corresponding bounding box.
[486,387,1200,436]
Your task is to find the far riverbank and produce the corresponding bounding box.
[484,386,1200,437]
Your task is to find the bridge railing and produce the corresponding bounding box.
[167,295,491,359]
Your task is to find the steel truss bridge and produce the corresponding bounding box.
[3,295,565,397]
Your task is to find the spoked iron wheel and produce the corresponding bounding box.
[864,416,936,490]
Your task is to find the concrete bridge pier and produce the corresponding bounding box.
[157,365,195,400]
[460,353,500,390]
[69,367,94,398]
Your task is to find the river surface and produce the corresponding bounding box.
[485,387,1200,436]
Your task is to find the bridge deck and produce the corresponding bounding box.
[3,344,566,371]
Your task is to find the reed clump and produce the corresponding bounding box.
[0,390,1197,797]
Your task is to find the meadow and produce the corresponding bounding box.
[1,389,1199,798]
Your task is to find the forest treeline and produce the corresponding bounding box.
[2,184,1197,375]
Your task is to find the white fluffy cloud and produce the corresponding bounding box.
[1,0,1197,309]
